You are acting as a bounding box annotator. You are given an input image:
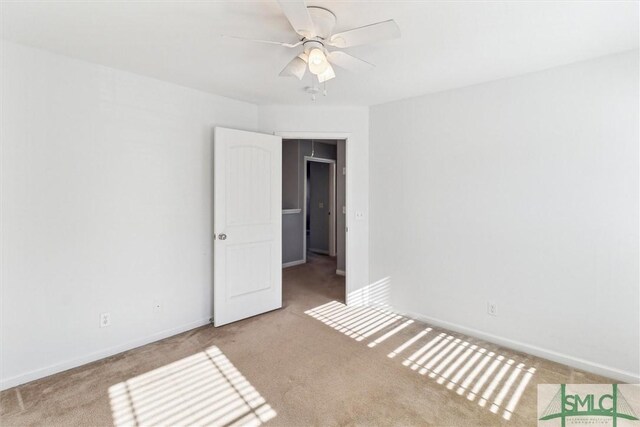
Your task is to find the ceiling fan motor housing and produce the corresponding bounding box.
[303,40,324,54]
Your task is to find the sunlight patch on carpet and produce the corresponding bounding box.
[108,346,276,427]
[306,299,535,421]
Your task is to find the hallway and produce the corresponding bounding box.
[285,252,345,307]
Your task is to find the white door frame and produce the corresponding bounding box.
[304,157,336,259]
[275,131,351,305]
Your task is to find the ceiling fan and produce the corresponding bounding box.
[223,0,400,98]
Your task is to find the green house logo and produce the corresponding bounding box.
[539,384,639,427]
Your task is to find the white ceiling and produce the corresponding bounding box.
[1,1,638,106]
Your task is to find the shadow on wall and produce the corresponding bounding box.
[304,299,535,422]
[109,346,276,426]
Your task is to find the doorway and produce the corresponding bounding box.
[281,138,347,279]
[305,157,336,258]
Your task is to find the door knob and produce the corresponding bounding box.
[218,233,227,240]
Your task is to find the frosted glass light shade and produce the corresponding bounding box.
[317,63,335,83]
[308,48,329,75]
[279,53,308,80]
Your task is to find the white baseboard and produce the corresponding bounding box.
[397,309,639,384]
[0,318,211,391]
[282,259,305,268]
[336,269,346,276]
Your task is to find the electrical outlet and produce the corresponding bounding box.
[319,202,324,208]
[487,302,497,316]
[100,312,111,328]
[355,211,364,220]
[153,301,162,313]
[342,206,346,214]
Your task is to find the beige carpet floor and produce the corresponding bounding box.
[1,253,613,426]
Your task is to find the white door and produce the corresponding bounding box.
[213,127,282,327]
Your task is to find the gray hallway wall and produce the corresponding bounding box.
[282,141,299,209]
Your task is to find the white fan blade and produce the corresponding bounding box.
[327,51,374,73]
[277,0,316,38]
[329,19,400,48]
[279,54,308,80]
[221,35,302,48]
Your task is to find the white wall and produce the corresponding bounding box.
[369,51,639,382]
[0,41,258,389]
[258,106,370,303]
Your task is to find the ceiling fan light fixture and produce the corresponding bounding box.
[226,0,400,99]
[317,63,335,83]
[308,48,329,75]
[279,54,308,80]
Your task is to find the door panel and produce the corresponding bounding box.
[226,242,272,298]
[214,127,282,327]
